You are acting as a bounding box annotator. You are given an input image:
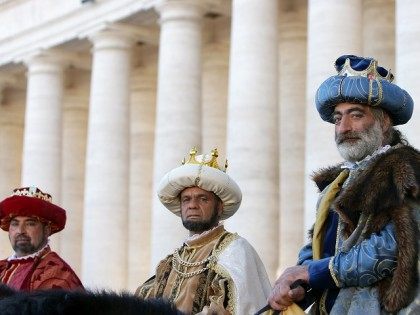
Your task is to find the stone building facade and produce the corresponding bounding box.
[0,0,418,291]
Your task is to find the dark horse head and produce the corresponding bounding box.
[0,284,184,315]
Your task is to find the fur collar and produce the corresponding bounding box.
[312,145,419,233]
[312,144,420,312]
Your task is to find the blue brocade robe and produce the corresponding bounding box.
[298,145,419,314]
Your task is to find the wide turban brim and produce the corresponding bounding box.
[315,75,414,125]
[0,195,66,234]
[157,164,242,220]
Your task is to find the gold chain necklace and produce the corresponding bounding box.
[172,260,209,278]
[171,248,217,278]
[173,248,216,267]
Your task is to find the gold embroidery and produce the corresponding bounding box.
[212,263,236,314]
[209,232,239,315]
[328,258,340,287]
[319,289,329,315]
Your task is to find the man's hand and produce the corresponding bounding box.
[267,265,309,311]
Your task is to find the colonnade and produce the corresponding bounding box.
[0,0,419,290]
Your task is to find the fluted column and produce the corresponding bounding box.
[22,53,65,250]
[363,0,395,69]
[60,68,90,276]
[278,4,307,273]
[150,0,204,267]
[225,0,279,279]
[202,16,230,158]
[396,0,420,147]
[0,87,25,258]
[128,45,157,289]
[82,28,135,289]
[304,0,362,231]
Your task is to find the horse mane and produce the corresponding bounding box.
[0,284,185,315]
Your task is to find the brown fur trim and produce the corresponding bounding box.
[312,166,343,192]
[313,146,420,236]
[377,205,418,312]
[313,145,420,312]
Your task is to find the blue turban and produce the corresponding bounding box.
[315,55,413,125]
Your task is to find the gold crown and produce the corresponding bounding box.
[12,186,52,202]
[338,57,394,82]
[182,147,228,172]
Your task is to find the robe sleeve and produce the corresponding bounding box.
[330,222,397,288]
[299,222,398,290]
[216,237,272,315]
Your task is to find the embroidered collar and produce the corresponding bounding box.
[341,145,391,170]
[7,240,50,261]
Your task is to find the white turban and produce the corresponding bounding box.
[157,150,242,220]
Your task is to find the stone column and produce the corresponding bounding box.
[22,53,65,250]
[363,0,395,70]
[202,16,230,158]
[396,0,420,147]
[304,0,362,231]
[22,54,64,199]
[150,0,204,267]
[128,45,157,289]
[278,3,307,273]
[60,68,90,276]
[225,0,279,279]
[0,86,25,258]
[82,27,135,289]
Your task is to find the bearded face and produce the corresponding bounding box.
[8,216,50,257]
[333,103,388,162]
[180,187,223,234]
[335,119,384,162]
[182,206,220,234]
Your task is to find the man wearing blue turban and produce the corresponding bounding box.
[268,55,419,314]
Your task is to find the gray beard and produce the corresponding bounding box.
[335,121,384,162]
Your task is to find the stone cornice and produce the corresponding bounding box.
[0,0,158,67]
[78,22,159,46]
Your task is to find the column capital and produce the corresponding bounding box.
[155,0,209,23]
[79,22,153,49]
[13,47,91,72]
[23,50,68,75]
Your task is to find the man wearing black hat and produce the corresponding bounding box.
[268,55,419,314]
[0,186,83,291]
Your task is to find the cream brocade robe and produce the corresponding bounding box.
[136,225,271,314]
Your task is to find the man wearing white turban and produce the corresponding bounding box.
[136,148,271,315]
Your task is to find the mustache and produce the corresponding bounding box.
[14,235,30,241]
[335,131,362,144]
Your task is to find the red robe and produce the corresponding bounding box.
[0,245,83,291]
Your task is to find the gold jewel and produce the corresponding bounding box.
[171,248,217,278]
[181,147,228,172]
[12,186,52,202]
[173,248,216,267]
[172,262,209,278]
[338,57,394,82]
